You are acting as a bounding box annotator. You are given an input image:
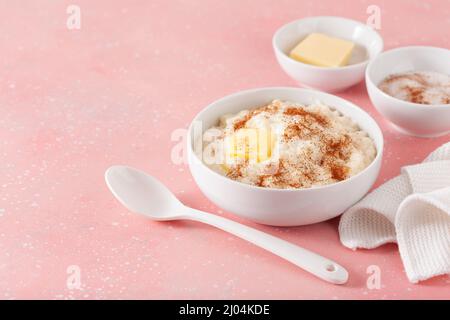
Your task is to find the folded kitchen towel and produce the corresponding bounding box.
[339,142,450,283]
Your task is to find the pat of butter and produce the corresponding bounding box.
[289,33,355,67]
[225,128,275,163]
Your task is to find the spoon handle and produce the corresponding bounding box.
[182,208,348,285]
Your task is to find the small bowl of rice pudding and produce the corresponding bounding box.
[366,46,450,137]
[187,87,383,226]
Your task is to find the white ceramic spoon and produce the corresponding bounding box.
[105,165,348,285]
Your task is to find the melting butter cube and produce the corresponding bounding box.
[220,163,230,174]
[289,33,355,67]
[225,128,275,163]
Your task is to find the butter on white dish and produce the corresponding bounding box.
[289,33,355,67]
[202,100,377,189]
[273,17,383,92]
[378,71,450,105]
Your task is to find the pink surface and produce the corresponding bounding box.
[0,0,449,299]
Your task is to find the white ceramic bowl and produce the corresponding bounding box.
[272,16,383,92]
[366,46,450,138]
[187,87,383,226]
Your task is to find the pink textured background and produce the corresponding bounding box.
[0,0,449,299]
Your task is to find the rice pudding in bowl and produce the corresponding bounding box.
[188,87,383,226]
[366,46,450,137]
[378,71,450,105]
[202,100,376,189]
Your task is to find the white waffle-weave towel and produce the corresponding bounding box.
[339,142,450,283]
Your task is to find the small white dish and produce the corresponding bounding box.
[366,46,450,138]
[187,87,383,226]
[272,16,383,92]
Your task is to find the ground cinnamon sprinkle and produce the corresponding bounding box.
[379,71,450,105]
[261,160,303,188]
[255,175,267,187]
[257,105,351,185]
[330,165,349,181]
[282,106,352,182]
[324,135,352,180]
[226,163,244,179]
[283,123,303,140]
[382,73,428,87]
[282,106,330,141]
[284,107,329,126]
[408,87,426,104]
[233,115,250,131]
[325,134,351,160]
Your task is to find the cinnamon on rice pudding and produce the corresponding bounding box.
[202,100,376,189]
[378,71,450,105]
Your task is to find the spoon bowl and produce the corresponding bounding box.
[105,165,182,220]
